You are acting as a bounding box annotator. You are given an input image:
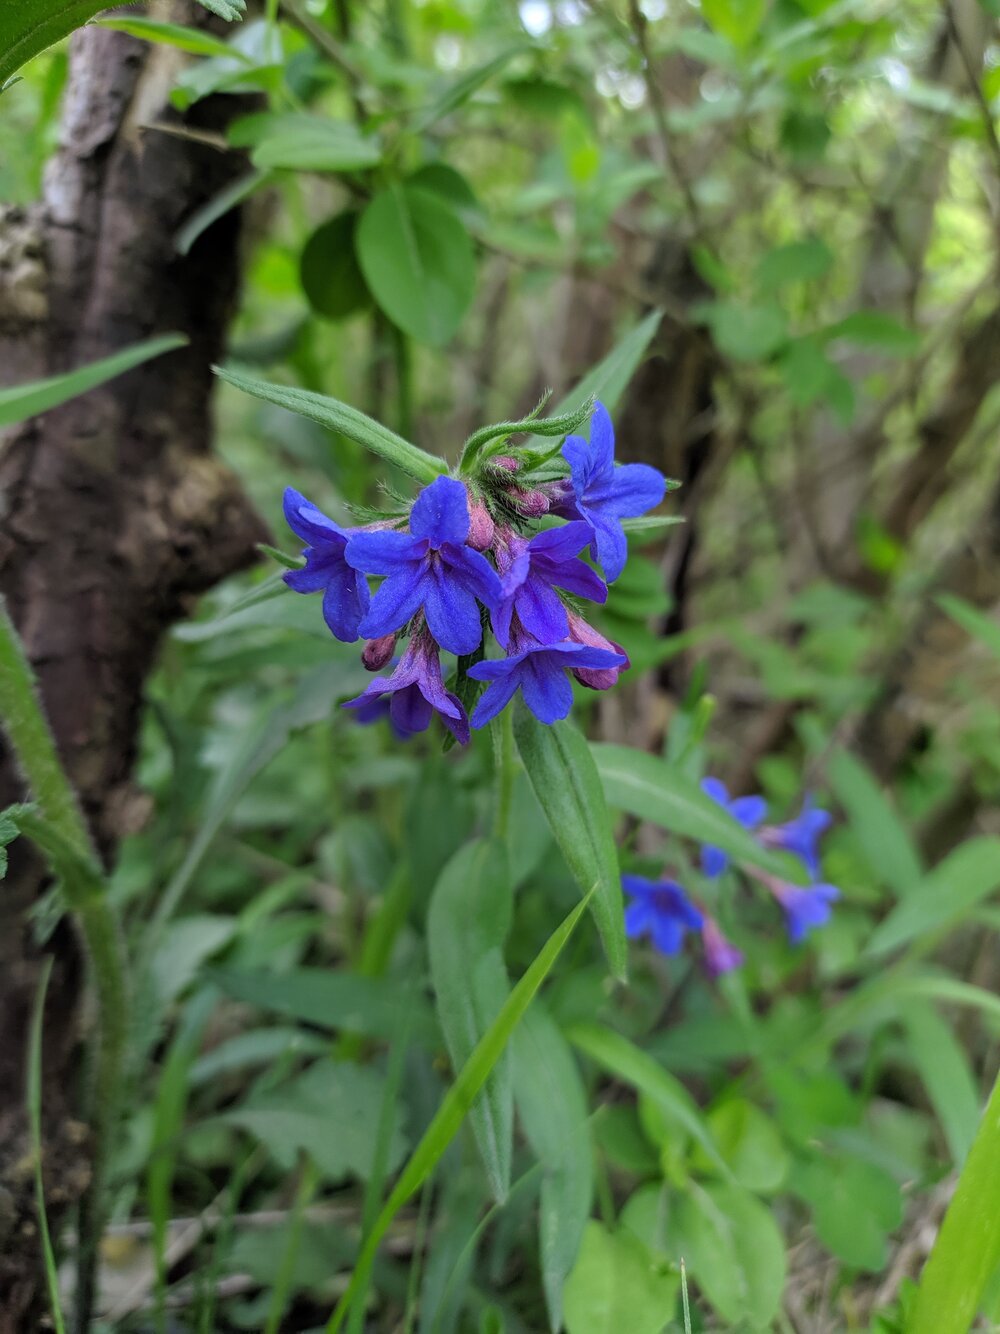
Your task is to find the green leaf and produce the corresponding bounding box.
[563,1221,677,1334]
[696,300,789,362]
[754,238,833,292]
[0,1,118,84]
[824,310,920,355]
[827,749,923,897]
[210,967,438,1045]
[512,709,627,979]
[249,114,382,172]
[591,743,798,880]
[552,310,662,416]
[356,185,476,346]
[793,1152,901,1270]
[902,1002,981,1166]
[701,0,768,46]
[300,211,372,322]
[567,1022,730,1176]
[213,365,446,483]
[195,0,247,19]
[699,1098,789,1193]
[867,837,1000,957]
[223,1059,408,1182]
[175,169,270,256]
[27,958,65,1334]
[412,46,526,132]
[909,1072,1000,1334]
[936,593,1000,660]
[513,1006,593,1332]
[0,333,187,428]
[668,1183,786,1325]
[325,892,592,1333]
[96,17,245,58]
[428,839,513,1202]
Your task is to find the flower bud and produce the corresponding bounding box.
[466,494,496,552]
[701,918,743,977]
[508,486,550,518]
[362,634,397,672]
[490,455,520,474]
[567,611,629,690]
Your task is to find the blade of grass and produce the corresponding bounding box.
[264,1158,319,1334]
[27,957,66,1334]
[325,890,593,1333]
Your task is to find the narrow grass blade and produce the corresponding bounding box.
[28,957,66,1334]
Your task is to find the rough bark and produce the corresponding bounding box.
[0,14,266,1327]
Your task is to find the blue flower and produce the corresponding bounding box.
[558,402,666,582]
[622,875,703,956]
[343,629,470,745]
[468,638,626,727]
[282,488,370,642]
[700,777,768,878]
[493,521,607,648]
[345,476,502,657]
[761,796,831,877]
[770,880,840,945]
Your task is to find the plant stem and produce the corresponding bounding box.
[0,598,128,1334]
[492,707,515,843]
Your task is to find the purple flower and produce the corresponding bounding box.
[701,918,744,977]
[770,880,840,945]
[343,629,470,745]
[282,488,370,642]
[760,796,831,877]
[700,777,768,878]
[556,402,666,582]
[467,638,626,727]
[493,521,607,648]
[345,476,502,657]
[622,875,703,956]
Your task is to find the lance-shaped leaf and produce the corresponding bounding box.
[213,365,447,483]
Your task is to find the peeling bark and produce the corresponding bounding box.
[0,13,266,1326]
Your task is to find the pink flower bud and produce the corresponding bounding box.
[466,495,496,552]
[567,611,629,690]
[491,455,520,473]
[508,486,550,518]
[701,918,744,977]
[362,634,397,672]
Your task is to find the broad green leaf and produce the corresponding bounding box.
[512,709,627,979]
[553,310,662,416]
[0,333,187,428]
[591,743,798,880]
[213,365,446,483]
[412,46,526,132]
[754,238,833,291]
[96,17,245,58]
[867,837,1000,956]
[793,1152,901,1270]
[249,114,382,172]
[428,839,513,1202]
[567,1022,729,1175]
[902,1002,980,1166]
[300,211,372,322]
[189,1027,328,1086]
[563,1220,677,1334]
[175,169,270,256]
[936,593,1000,659]
[698,1098,789,1193]
[513,1006,593,1331]
[696,300,788,362]
[909,1072,1000,1334]
[356,185,476,346]
[325,892,592,1333]
[701,0,768,46]
[817,968,1000,1049]
[824,310,919,355]
[223,1059,407,1182]
[210,967,438,1045]
[827,749,922,897]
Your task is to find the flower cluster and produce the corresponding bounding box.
[624,782,840,975]
[282,402,666,743]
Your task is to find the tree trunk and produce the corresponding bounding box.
[0,13,265,1327]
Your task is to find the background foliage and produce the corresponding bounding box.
[3,0,1000,1329]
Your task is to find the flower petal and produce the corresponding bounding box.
[701,844,728,878]
[284,550,340,594]
[283,487,348,547]
[528,520,593,563]
[519,654,573,724]
[515,576,569,645]
[358,565,427,639]
[588,401,616,477]
[588,462,665,518]
[588,513,628,584]
[440,544,503,609]
[424,564,484,655]
[701,777,729,806]
[624,900,653,939]
[390,682,434,734]
[470,674,521,728]
[409,476,470,546]
[322,561,369,642]
[539,556,607,604]
[345,529,426,576]
[730,795,768,830]
[561,434,595,495]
